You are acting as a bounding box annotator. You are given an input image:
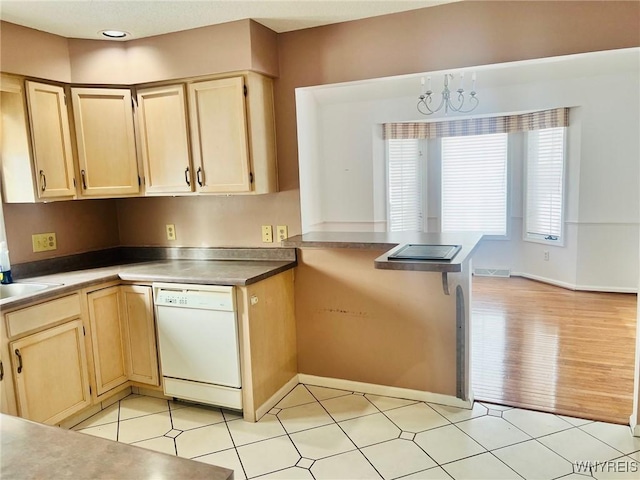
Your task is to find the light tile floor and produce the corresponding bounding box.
[71,384,640,480]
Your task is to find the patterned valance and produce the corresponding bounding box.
[382,108,569,140]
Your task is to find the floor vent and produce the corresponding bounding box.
[473,268,511,278]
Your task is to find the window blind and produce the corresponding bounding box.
[526,127,565,241]
[387,138,423,231]
[441,133,508,235]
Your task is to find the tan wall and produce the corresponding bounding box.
[295,248,460,394]
[68,19,278,85]
[0,21,71,82]
[274,0,640,190]
[67,40,129,85]
[116,190,301,248]
[249,20,279,78]
[3,200,119,264]
[2,1,639,260]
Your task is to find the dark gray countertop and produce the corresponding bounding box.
[283,231,483,273]
[0,259,296,310]
[0,413,233,480]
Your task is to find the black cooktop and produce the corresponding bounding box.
[388,244,462,261]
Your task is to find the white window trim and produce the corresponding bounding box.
[523,127,567,247]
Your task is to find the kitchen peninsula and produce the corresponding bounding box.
[284,232,482,407]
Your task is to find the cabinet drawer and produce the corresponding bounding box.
[7,293,81,337]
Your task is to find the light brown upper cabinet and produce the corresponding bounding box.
[188,76,252,193]
[1,75,76,203]
[71,87,140,197]
[136,85,193,194]
[243,72,278,195]
[25,81,76,198]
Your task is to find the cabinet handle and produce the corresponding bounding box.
[15,349,22,374]
[0,359,4,381]
[185,167,191,186]
[196,167,203,187]
[81,170,87,190]
[39,170,47,191]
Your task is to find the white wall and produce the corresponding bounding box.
[296,89,323,231]
[296,48,639,291]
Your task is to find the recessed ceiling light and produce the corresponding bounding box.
[100,29,129,39]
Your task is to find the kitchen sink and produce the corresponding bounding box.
[0,283,60,300]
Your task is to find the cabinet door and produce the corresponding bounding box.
[25,81,76,198]
[11,320,91,425]
[71,87,139,196]
[188,77,252,193]
[136,85,193,194]
[0,349,16,416]
[1,75,39,203]
[87,286,128,395]
[121,285,159,386]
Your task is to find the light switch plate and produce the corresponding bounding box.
[261,225,273,243]
[276,225,288,241]
[32,232,57,252]
[166,224,176,241]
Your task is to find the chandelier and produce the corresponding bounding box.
[417,73,478,115]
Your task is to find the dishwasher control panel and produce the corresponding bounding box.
[153,283,236,311]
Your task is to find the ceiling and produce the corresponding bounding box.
[0,0,459,41]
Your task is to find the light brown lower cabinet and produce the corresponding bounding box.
[10,320,91,425]
[2,272,295,425]
[120,285,159,386]
[86,286,129,396]
[1,285,159,425]
[85,284,160,399]
[237,269,297,422]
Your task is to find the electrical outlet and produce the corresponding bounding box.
[32,232,57,252]
[544,250,549,261]
[261,225,273,243]
[166,224,176,241]
[276,225,288,242]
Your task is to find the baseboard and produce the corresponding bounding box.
[512,272,638,294]
[134,386,173,400]
[574,284,638,294]
[298,374,472,409]
[631,414,640,438]
[255,375,299,421]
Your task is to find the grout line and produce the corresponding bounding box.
[109,393,633,480]
[576,423,631,456]
[487,450,527,480]
[498,410,575,440]
[115,397,121,442]
[166,400,178,456]
[222,412,249,480]
[395,466,455,480]
[271,392,307,476]
[301,385,383,479]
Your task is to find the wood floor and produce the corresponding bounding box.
[471,276,637,424]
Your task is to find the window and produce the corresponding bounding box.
[525,127,566,244]
[386,139,424,231]
[441,133,508,236]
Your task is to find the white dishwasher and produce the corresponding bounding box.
[153,283,242,410]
